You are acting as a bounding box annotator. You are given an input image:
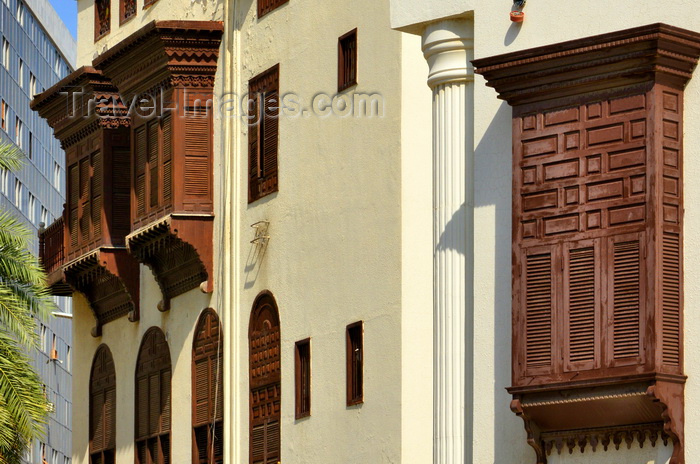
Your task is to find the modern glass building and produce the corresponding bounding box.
[0,0,75,462]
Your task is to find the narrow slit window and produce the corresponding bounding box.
[338,29,358,92]
[295,338,311,419]
[346,321,363,406]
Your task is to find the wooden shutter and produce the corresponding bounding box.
[134,126,147,218]
[248,65,279,203]
[524,248,554,372]
[184,108,210,197]
[564,242,599,371]
[135,327,171,464]
[90,345,116,461]
[249,293,281,464]
[69,164,79,247]
[80,157,91,243]
[294,339,311,419]
[148,120,159,208]
[92,151,103,239]
[611,236,642,361]
[662,232,681,366]
[162,115,172,205]
[192,309,224,464]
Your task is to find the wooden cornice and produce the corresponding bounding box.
[30,66,129,148]
[92,20,224,98]
[473,23,700,108]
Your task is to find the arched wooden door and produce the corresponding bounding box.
[249,292,281,464]
[90,344,116,464]
[192,309,224,464]
[135,327,171,464]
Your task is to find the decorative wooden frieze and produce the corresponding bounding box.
[32,67,140,332]
[93,21,223,299]
[474,24,700,464]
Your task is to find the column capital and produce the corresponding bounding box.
[422,19,474,88]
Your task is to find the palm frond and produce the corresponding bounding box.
[0,145,23,173]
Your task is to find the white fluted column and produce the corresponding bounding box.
[422,19,474,464]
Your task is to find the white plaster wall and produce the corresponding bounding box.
[466,2,700,464]
[75,0,223,66]
[232,0,432,462]
[71,268,214,464]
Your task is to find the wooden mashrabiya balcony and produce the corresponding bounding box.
[32,66,140,337]
[474,24,700,464]
[92,21,223,311]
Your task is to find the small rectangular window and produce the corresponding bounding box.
[295,338,311,419]
[1,100,6,131]
[15,117,23,149]
[14,179,22,209]
[28,193,35,224]
[30,73,36,97]
[18,58,23,88]
[338,29,358,92]
[53,162,60,189]
[40,324,47,352]
[2,39,9,71]
[0,168,7,195]
[41,206,48,226]
[346,321,364,406]
[17,2,25,27]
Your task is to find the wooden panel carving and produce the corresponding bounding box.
[249,292,281,464]
[474,24,700,463]
[90,345,116,464]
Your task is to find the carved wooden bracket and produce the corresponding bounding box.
[64,249,140,337]
[126,214,213,309]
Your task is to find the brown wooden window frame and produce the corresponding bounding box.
[90,345,116,464]
[257,0,288,19]
[294,338,311,419]
[248,291,281,464]
[94,0,110,42]
[338,29,358,92]
[346,321,363,406]
[135,327,171,464]
[192,309,224,464]
[120,0,136,25]
[248,65,280,203]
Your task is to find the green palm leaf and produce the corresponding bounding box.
[0,143,53,462]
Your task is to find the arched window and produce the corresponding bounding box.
[135,327,171,464]
[249,292,281,464]
[94,0,110,41]
[90,345,116,464]
[192,309,224,464]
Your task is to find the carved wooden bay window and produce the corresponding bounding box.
[135,328,171,464]
[93,21,223,309]
[120,0,136,25]
[31,66,140,337]
[474,24,700,463]
[193,309,224,464]
[90,345,116,464]
[249,292,281,464]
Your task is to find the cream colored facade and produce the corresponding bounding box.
[70,1,432,464]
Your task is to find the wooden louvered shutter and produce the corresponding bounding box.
[564,241,599,371]
[193,309,223,464]
[248,94,260,201]
[80,157,91,244]
[134,126,147,218]
[148,120,159,208]
[523,247,554,374]
[90,345,116,463]
[92,151,103,239]
[162,115,172,205]
[69,164,79,247]
[262,91,278,181]
[610,234,643,364]
[662,232,681,366]
[135,328,171,464]
[185,108,210,198]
